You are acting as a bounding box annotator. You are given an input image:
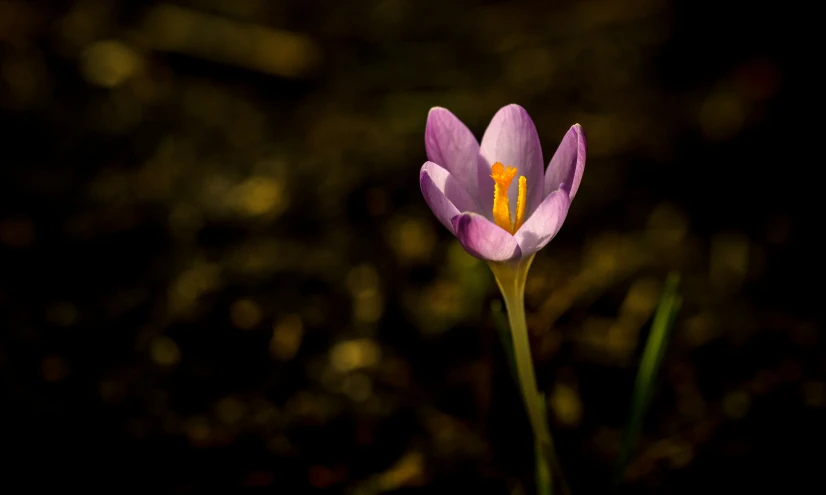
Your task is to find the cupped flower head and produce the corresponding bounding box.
[420,104,586,262]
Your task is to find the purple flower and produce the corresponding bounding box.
[420,104,586,262]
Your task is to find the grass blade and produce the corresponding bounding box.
[615,271,682,485]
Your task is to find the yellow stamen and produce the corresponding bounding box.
[514,176,527,232]
[490,162,527,234]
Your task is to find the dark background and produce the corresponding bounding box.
[1,0,822,493]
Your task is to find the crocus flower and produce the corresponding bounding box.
[420,104,585,262]
[419,105,585,492]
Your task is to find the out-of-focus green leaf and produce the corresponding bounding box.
[615,271,682,486]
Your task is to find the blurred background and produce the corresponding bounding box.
[0,0,821,493]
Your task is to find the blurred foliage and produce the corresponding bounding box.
[616,272,681,485]
[0,0,822,494]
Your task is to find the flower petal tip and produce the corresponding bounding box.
[502,103,527,112]
[544,124,586,200]
[480,104,544,217]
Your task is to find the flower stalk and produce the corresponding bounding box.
[489,256,569,495]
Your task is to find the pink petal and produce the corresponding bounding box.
[544,124,586,200]
[479,104,545,218]
[451,212,522,261]
[514,188,571,256]
[420,162,479,234]
[425,107,483,199]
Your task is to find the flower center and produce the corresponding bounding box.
[490,162,527,234]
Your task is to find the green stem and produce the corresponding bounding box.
[489,256,570,495]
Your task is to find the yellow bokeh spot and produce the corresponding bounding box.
[354,290,383,323]
[346,264,379,295]
[341,373,373,402]
[150,336,181,366]
[619,277,661,321]
[270,314,303,361]
[377,451,425,490]
[143,4,321,78]
[231,299,263,329]
[329,338,381,372]
[229,177,286,216]
[183,416,211,443]
[710,232,750,293]
[169,263,221,315]
[423,280,462,320]
[346,264,384,323]
[550,384,582,427]
[390,217,435,262]
[80,40,144,88]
